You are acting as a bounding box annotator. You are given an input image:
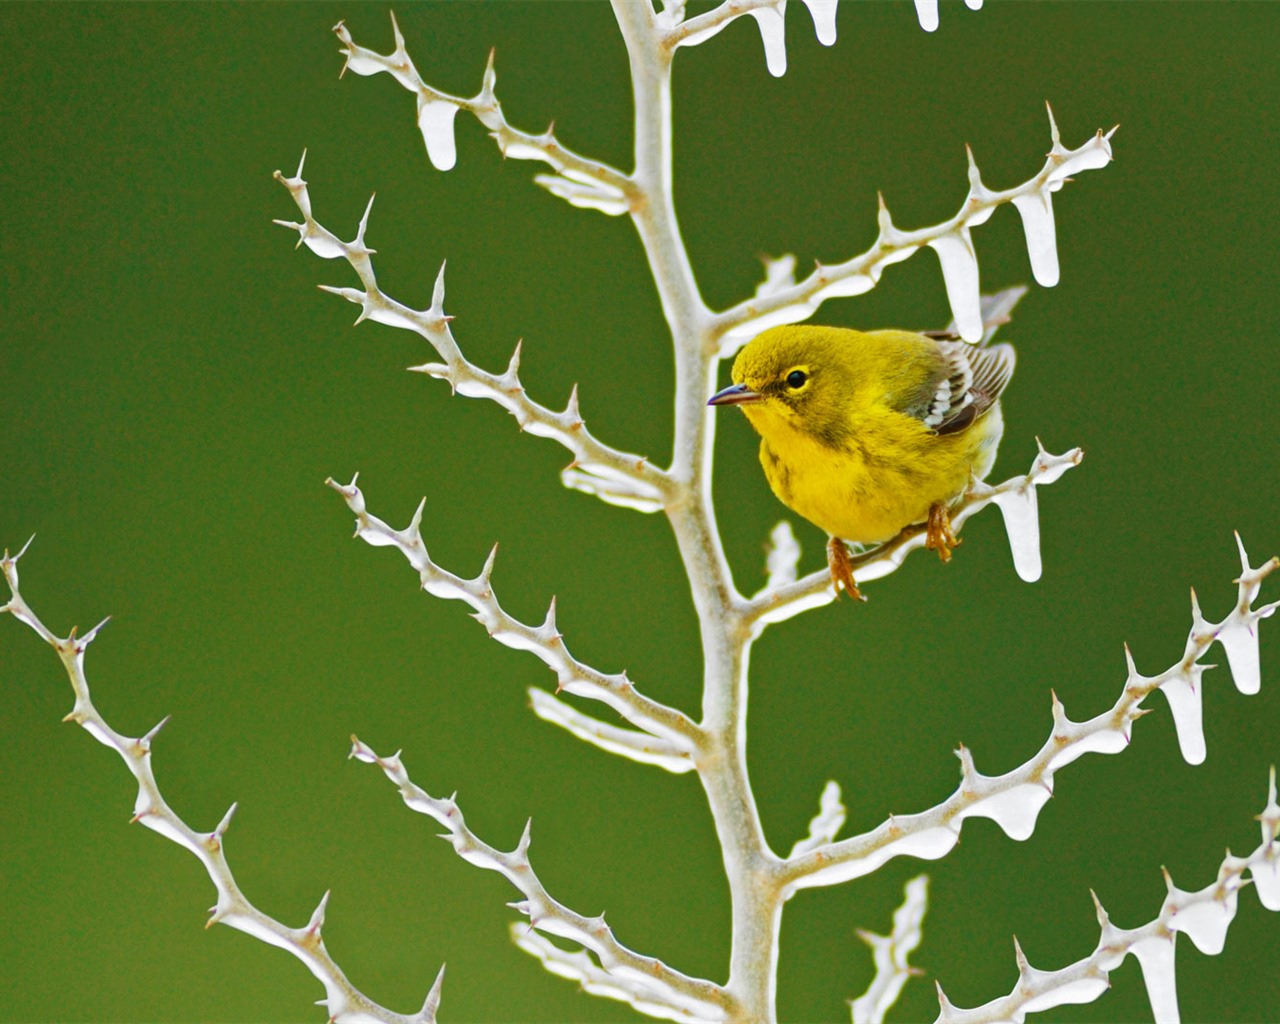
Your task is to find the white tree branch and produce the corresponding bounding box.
[712,108,1117,349]
[333,16,633,189]
[273,156,670,513]
[511,928,714,1024]
[528,688,698,773]
[326,475,702,746]
[0,542,435,1024]
[851,875,929,1024]
[742,443,1084,630]
[349,737,732,1023]
[659,0,839,79]
[780,540,1278,891]
[933,768,1280,1023]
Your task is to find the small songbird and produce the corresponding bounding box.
[709,324,1015,600]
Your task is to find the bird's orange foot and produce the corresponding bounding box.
[925,502,961,564]
[827,537,867,602]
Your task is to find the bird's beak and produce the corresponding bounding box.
[708,382,763,406]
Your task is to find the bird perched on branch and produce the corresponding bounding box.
[709,324,1015,600]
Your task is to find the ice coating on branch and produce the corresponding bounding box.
[1213,533,1280,694]
[1017,966,1109,1016]
[1218,617,1262,694]
[1011,189,1060,287]
[814,270,876,302]
[914,0,939,32]
[988,443,1083,582]
[913,0,980,33]
[1155,662,1208,765]
[790,826,959,889]
[977,442,1080,583]
[928,230,982,342]
[801,0,838,46]
[1046,119,1117,185]
[272,153,347,261]
[1164,870,1241,955]
[953,753,1052,842]
[749,4,788,78]
[942,285,1028,345]
[1127,934,1178,1024]
[417,99,459,171]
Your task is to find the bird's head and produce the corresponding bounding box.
[708,326,859,446]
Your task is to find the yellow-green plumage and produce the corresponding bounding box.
[719,325,1013,544]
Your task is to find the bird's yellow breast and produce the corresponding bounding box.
[747,401,1003,543]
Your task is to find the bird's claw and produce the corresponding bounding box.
[925,502,961,563]
[827,537,867,602]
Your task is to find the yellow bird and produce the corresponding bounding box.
[709,324,1015,600]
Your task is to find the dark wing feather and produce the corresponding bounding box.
[918,341,1016,436]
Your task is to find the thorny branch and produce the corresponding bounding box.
[0,542,439,1024]
[932,768,1280,1023]
[780,537,1279,890]
[325,474,702,747]
[273,158,671,514]
[350,737,732,1024]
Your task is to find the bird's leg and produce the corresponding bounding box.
[827,537,866,602]
[925,502,961,563]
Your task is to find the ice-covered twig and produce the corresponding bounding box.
[941,284,1028,345]
[274,156,670,512]
[528,687,698,773]
[743,444,1083,629]
[713,108,1116,349]
[0,543,429,1024]
[334,16,632,191]
[933,769,1280,1023]
[779,539,1276,891]
[350,738,731,1023]
[914,0,983,35]
[850,875,929,1024]
[326,475,701,746]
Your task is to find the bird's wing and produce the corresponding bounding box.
[915,341,1016,436]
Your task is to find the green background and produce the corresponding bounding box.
[3,2,1278,1021]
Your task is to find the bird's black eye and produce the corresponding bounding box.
[785,369,808,389]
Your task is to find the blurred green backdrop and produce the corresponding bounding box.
[3,2,1279,1022]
